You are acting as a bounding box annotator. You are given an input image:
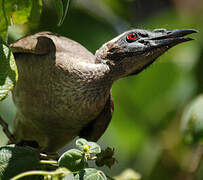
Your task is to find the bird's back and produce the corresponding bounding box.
[10,32,111,152]
[10,31,96,64]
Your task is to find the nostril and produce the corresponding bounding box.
[138,40,145,43]
[138,40,149,45]
[138,33,149,38]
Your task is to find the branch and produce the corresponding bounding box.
[0,115,16,144]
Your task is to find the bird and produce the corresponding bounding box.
[10,28,197,153]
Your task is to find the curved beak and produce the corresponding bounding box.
[151,29,198,48]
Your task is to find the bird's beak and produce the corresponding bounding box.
[151,29,198,48]
[125,29,198,76]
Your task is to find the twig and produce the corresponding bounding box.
[40,160,58,165]
[0,115,17,144]
[40,153,59,160]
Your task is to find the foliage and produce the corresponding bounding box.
[0,0,203,180]
[0,0,42,41]
[182,94,203,144]
[114,169,141,180]
[0,138,140,180]
[0,39,18,101]
[54,0,70,26]
[59,148,87,172]
[95,147,116,168]
[0,145,40,180]
[0,0,71,99]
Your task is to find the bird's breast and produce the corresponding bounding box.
[51,77,111,129]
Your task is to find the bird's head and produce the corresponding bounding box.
[95,28,197,79]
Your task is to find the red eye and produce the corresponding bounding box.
[126,32,138,42]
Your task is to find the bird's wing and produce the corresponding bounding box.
[10,32,96,64]
[79,91,114,142]
[10,32,56,55]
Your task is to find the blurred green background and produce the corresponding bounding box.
[0,0,203,179]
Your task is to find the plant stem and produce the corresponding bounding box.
[88,156,97,160]
[0,115,16,144]
[11,168,70,180]
[40,160,58,165]
[10,170,51,180]
[40,152,59,160]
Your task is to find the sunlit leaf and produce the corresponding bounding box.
[87,142,101,154]
[76,138,88,151]
[114,168,141,180]
[76,138,101,154]
[74,168,107,180]
[0,39,18,101]
[12,0,42,25]
[0,0,42,40]
[63,172,74,180]
[0,0,14,40]
[181,94,203,144]
[12,0,32,24]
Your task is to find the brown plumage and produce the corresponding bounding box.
[10,29,197,152]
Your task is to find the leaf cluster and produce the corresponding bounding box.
[0,138,140,180]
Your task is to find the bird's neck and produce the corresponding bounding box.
[59,61,112,121]
[52,60,113,122]
[71,61,113,86]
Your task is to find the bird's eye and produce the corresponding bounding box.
[126,32,138,43]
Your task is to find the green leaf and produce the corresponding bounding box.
[0,144,40,180]
[114,169,141,180]
[54,0,63,24]
[0,0,14,40]
[76,138,101,154]
[0,39,18,101]
[87,142,101,154]
[29,0,42,26]
[12,0,32,24]
[58,149,87,172]
[54,0,70,26]
[63,173,74,180]
[181,94,203,144]
[12,0,42,25]
[76,138,88,151]
[74,168,107,180]
[0,0,42,40]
